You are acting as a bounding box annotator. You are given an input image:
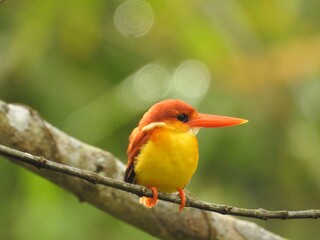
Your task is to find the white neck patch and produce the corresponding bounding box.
[141,122,166,132]
[142,122,200,135]
[189,127,200,136]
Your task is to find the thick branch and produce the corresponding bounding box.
[1,144,319,220]
[0,99,284,240]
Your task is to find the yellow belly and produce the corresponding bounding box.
[134,127,198,193]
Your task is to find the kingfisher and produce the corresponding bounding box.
[124,99,247,211]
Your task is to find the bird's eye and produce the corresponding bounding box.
[177,114,189,122]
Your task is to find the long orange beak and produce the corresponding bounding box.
[188,113,248,128]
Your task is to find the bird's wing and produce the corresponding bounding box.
[124,127,151,183]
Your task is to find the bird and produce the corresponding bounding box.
[124,99,248,211]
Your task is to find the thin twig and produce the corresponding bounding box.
[0,144,319,220]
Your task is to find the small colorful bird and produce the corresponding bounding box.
[124,99,247,211]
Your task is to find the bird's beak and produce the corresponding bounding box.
[188,113,248,128]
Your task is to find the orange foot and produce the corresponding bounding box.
[140,186,158,208]
[177,189,186,212]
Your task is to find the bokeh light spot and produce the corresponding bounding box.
[114,0,154,38]
[172,60,211,99]
[133,64,171,102]
[119,64,170,110]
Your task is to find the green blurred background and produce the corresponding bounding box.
[1,0,320,239]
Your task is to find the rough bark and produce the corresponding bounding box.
[0,99,283,240]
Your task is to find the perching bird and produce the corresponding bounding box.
[124,99,247,211]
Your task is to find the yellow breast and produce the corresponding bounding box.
[134,125,199,193]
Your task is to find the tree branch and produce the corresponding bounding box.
[0,99,285,240]
[1,144,319,220]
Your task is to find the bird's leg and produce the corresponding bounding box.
[140,186,158,208]
[177,188,186,212]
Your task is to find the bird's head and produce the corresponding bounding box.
[138,99,247,135]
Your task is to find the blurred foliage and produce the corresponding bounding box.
[1,0,320,239]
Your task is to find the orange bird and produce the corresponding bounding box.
[124,99,247,211]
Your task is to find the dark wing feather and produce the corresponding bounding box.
[124,127,151,183]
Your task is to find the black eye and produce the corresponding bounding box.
[177,114,189,122]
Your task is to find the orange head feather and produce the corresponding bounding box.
[137,99,198,129]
